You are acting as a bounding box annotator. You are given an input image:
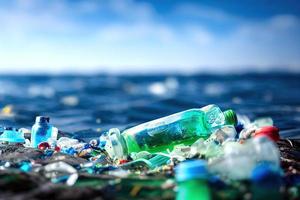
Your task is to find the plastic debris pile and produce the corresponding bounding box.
[0,104,299,199]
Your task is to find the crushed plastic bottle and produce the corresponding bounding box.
[31,116,53,148]
[208,136,280,180]
[176,160,211,200]
[0,127,25,143]
[105,105,237,159]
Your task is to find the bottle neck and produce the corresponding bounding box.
[35,122,51,127]
[223,110,237,126]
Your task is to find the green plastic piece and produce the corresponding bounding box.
[121,153,170,170]
[177,179,211,200]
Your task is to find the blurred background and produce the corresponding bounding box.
[0,0,299,137]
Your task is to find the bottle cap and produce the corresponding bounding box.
[175,160,209,182]
[254,126,280,142]
[251,162,282,188]
[35,116,50,123]
[223,109,237,126]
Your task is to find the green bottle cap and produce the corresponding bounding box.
[223,109,237,126]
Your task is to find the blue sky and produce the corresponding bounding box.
[0,0,299,74]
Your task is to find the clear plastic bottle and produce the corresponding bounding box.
[208,136,280,180]
[105,105,237,159]
[31,116,53,148]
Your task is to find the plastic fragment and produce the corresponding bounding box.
[0,127,25,143]
[121,153,170,170]
[44,161,78,186]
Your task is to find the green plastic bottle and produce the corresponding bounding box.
[105,105,237,159]
[176,160,211,200]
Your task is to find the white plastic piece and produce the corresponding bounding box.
[208,136,280,180]
[44,161,78,186]
[104,128,126,160]
[57,137,79,149]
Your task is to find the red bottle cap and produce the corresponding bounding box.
[38,142,51,150]
[54,146,61,152]
[254,126,280,142]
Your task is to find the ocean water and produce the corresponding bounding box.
[0,73,299,139]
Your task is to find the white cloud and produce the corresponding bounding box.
[0,0,299,73]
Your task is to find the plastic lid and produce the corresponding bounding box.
[254,126,280,142]
[223,109,237,126]
[175,160,209,182]
[35,116,50,123]
[251,162,282,188]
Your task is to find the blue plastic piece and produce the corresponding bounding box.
[235,122,244,137]
[0,127,25,143]
[20,162,32,172]
[251,162,282,188]
[31,116,53,148]
[176,160,209,182]
[61,147,77,155]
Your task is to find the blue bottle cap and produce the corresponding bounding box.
[251,162,282,188]
[35,116,50,123]
[176,160,209,182]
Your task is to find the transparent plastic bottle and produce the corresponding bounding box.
[208,136,280,180]
[31,116,53,148]
[105,105,237,159]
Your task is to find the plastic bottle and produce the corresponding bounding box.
[208,136,280,180]
[105,105,237,159]
[176,160,211,200]
[31,116,53,148]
